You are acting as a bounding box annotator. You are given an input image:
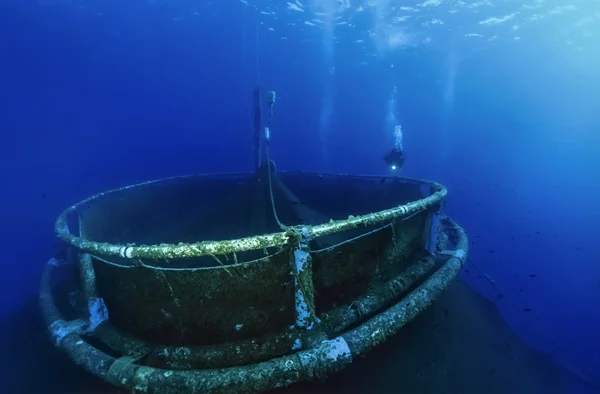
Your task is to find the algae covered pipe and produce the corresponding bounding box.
[40,222,467,394]
[54,182,446,260]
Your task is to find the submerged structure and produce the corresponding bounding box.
[40,90,468,393]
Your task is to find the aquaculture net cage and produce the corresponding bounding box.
[40,166,468,394]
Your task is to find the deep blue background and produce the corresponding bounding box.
[1,0,599,389]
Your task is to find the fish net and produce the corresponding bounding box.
[55,170,444,347]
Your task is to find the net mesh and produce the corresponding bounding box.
[73,172,436,345]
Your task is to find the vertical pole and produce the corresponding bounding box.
[77,212,109,331]
[425,184,442,255]
[78,212,98,302]
[290,227,318,329]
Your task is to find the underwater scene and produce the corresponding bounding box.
[1,1,599,393]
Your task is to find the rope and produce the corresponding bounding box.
[312,208,426,254]
[265,148,430,249]
[467,256,526,315]
[312,223,392,254]
[265,146,288,231]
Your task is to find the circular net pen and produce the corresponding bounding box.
[40,170,468,394]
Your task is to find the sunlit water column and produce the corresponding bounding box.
[314,0,336,169]
[440,51,460,162]
[373,0,392,54]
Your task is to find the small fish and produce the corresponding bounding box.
[380,177,386,183]
[444,308,449,318]
[528,274,537,278]
[522,308,532,312]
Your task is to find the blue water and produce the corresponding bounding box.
[1,1,599,393]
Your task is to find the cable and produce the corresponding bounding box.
[266,152,287,231]
[467,256,525,315]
